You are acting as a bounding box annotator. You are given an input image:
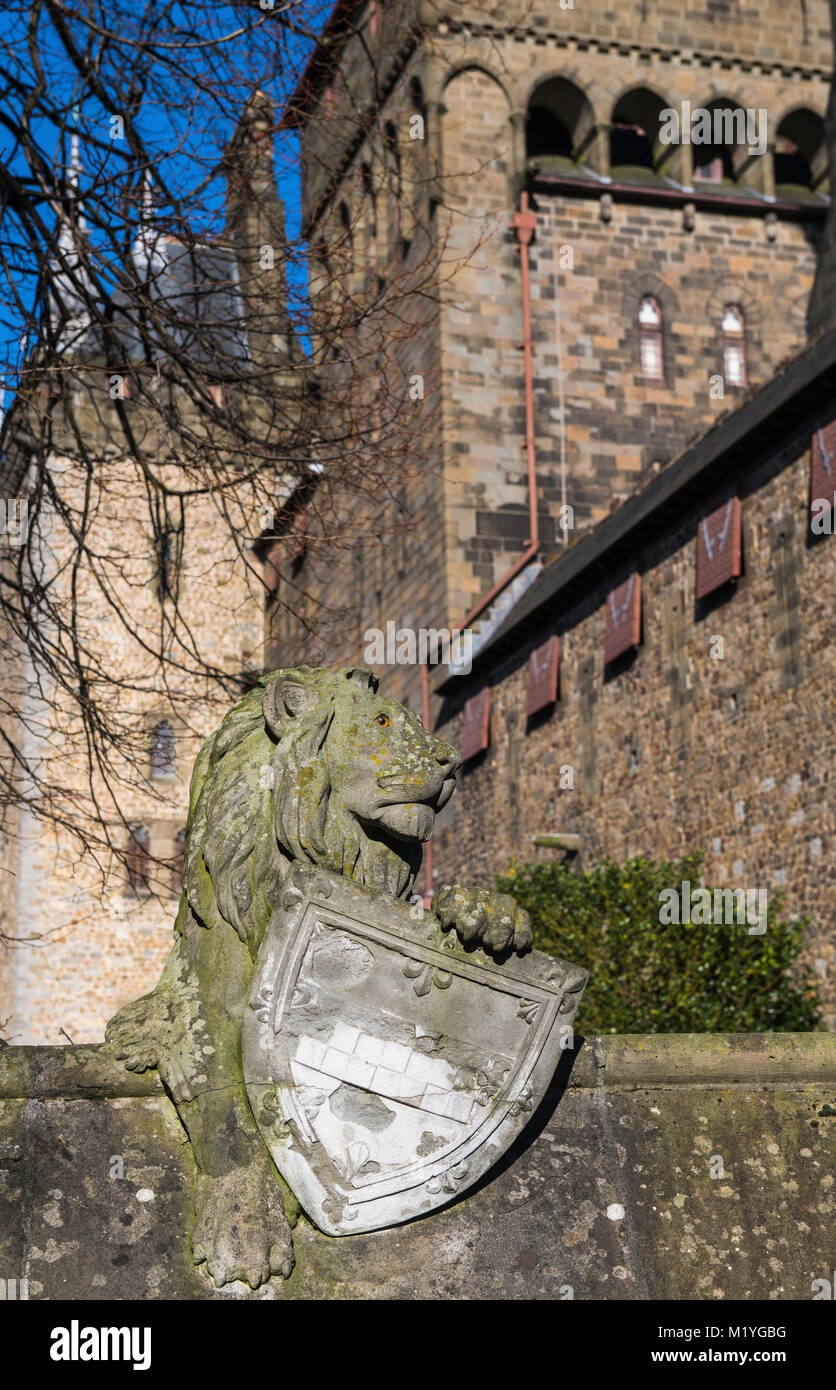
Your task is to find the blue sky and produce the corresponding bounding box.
[0,1,323,413]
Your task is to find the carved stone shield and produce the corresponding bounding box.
[243,866,588,1236]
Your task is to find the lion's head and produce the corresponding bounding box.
[182,666,461,947]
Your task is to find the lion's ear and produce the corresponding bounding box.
[263,678,320,735]
[344,667,379,694]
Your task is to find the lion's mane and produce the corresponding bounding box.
[181,666,417,950]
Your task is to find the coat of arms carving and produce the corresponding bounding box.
[244,866,586,1234]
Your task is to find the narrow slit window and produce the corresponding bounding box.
[150,720,175,779]
[157,525,182,602]
[127,827,151,895]
[639,296,664,381]
[722,304,747,387]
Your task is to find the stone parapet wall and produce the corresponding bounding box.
[0,1034,832,1300]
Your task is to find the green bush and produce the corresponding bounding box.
[496,853,821,1034]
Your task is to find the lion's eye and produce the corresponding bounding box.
[375,714,390,728]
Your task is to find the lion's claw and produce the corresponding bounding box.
[192,1165,294,1290]
[103,994,162,1072]
[432,883,532,955]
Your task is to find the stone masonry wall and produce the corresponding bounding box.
[291,0,829,708]
[432,428,836,1027]
[0,1035,832,1299]
[434,39,827,624]
[443,0,832,69]
[1,464,265,1045]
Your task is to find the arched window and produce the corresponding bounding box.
[611,121,653,170]
[722,304,747,387]
[126,826,151,895]
[337,202,355,298]
[361,163,378,276]
[409,75,426,142]
[775,109,827,193]
[150,720,175,778]
[338,201,352,256]
[528,108,573,161]
[693,148,730,182]
[638,296,664,381]
[403,76,426,244]
[526,77,596,173]
[692,102,739,183]
[289,505,308,568]
[172,827,186,897]
[610,89,670,176]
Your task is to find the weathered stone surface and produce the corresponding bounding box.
[97,665,573,1288]
[1,1034,832,1300]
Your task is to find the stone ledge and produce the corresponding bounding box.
[1,1033,833,1099]
[581,1033,836,1090]
[0,1045,164,1099]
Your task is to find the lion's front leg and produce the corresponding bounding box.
[155,913,297,1289]
[432,883,533,955]
[179,1077,297,1289]
[192,1161,295,1289]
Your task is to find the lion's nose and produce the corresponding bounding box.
[434,744,461,774]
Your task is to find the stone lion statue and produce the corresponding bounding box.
[105,666,531,1288]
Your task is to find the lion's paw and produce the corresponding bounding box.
[433,883,532,956]
[192,1165,294,1289]
[103,993,163,1072]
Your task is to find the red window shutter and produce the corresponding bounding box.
[460,688,490,762]
[604,573,641,664]
[811,423,836,519]
[695,496,742,599]
[526,636,560,717]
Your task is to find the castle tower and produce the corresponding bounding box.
[0,98,298,1043]
[279,0,830,718]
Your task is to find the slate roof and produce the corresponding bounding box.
[51,233,249,371]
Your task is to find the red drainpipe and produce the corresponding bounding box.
[420,663,435,906]
[421,191,541,904]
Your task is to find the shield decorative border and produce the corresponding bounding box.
[243,865,588,1236]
